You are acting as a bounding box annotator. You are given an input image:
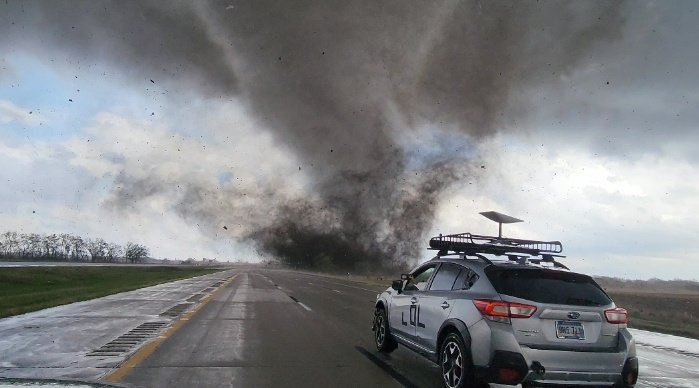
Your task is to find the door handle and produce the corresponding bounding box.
[441,301,450,309]
[410,297,418,304]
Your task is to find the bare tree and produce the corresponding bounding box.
[124,242,149,264]
[21,233,43,258]
[58,233,73,259]
[0,231,146,263]
[105,243,123,262]
[86,238,108,262]
[69,235,87,261]
[45,234,60,259]
[1,232,19,257]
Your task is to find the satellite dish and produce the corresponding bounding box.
[479,211,523,238]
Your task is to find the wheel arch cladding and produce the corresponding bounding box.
[437,318,471,358]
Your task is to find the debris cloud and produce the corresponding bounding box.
[1,1,625,269]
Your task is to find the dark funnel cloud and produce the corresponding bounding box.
[1,1,625,270]
[0,1,237,96]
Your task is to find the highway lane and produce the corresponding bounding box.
[251,270,432,386]
[259,269,444,388]
[120,270,404,387]
[117,269,698,388]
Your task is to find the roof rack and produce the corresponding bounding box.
[429,233,563,257]
[429,212,568,268]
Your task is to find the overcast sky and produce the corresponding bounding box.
[1,1,698,280]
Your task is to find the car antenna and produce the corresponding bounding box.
[479,211,523,238]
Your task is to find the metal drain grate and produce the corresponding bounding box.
[87,321,168,357]
[186,293,205,302]
[159,302,193,318]
[211,281,225,287]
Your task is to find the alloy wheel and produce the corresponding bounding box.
[441,340,463,388]
[375,314,386,346]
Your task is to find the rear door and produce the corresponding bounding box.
[485,267,618,351]
[415,263,462,350]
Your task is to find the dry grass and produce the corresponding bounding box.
[604,290,699,339]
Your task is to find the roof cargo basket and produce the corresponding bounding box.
[429,233,563,256]
[429,211,563,257]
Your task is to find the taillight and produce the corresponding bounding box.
[473,299,537,323]
[605,307,628,324]
[497,368,521,383]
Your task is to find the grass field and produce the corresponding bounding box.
[606,290,699,339]
[0,266,223,318]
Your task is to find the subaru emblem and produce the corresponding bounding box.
[567,312,581,320]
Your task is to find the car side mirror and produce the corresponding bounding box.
[391,279,403,293]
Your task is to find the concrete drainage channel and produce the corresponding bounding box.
[86,278,233,360]
[159,303,194,318]
[87,322,169,357]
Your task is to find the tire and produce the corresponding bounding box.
[440,332,475,388]
[374,307,398,353]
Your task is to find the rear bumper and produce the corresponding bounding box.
[520,357,638,386]
[520,345,626,383]
[473,351,530,385]
[474,353,638,386]
[470,320,637,386]
[519,329,637,386]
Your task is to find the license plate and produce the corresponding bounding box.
[556,320,585,340]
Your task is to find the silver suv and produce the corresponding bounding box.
[372,215,638,387]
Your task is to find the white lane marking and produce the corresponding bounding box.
[333,289,341,293]
[298,302,312,311]
[313,279,378,293]
[275,270,380,292]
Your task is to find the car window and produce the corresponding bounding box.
[485,267,612,306]
[453,268,480,290]
[429,264,462,291]
[405,265,436,291]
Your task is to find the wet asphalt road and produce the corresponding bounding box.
[2,267,696,387]
[119,269,699,388]
[121,269,441,388]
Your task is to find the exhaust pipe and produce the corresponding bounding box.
[530,361,545,377]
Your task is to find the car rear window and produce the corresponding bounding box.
[485,267,612,306]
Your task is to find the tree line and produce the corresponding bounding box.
[0,231,150,263]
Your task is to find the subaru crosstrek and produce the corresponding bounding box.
[372,216,637,387]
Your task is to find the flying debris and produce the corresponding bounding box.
[0,1,626,270]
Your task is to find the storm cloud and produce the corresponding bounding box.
[1,1,626,269]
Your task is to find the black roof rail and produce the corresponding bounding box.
[429,232,563,257]
[434,252,494,265]
[529,254,570,270]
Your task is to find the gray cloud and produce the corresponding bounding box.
[1,1,628,269]
[0,1,237,96]
[514,1,699,160]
